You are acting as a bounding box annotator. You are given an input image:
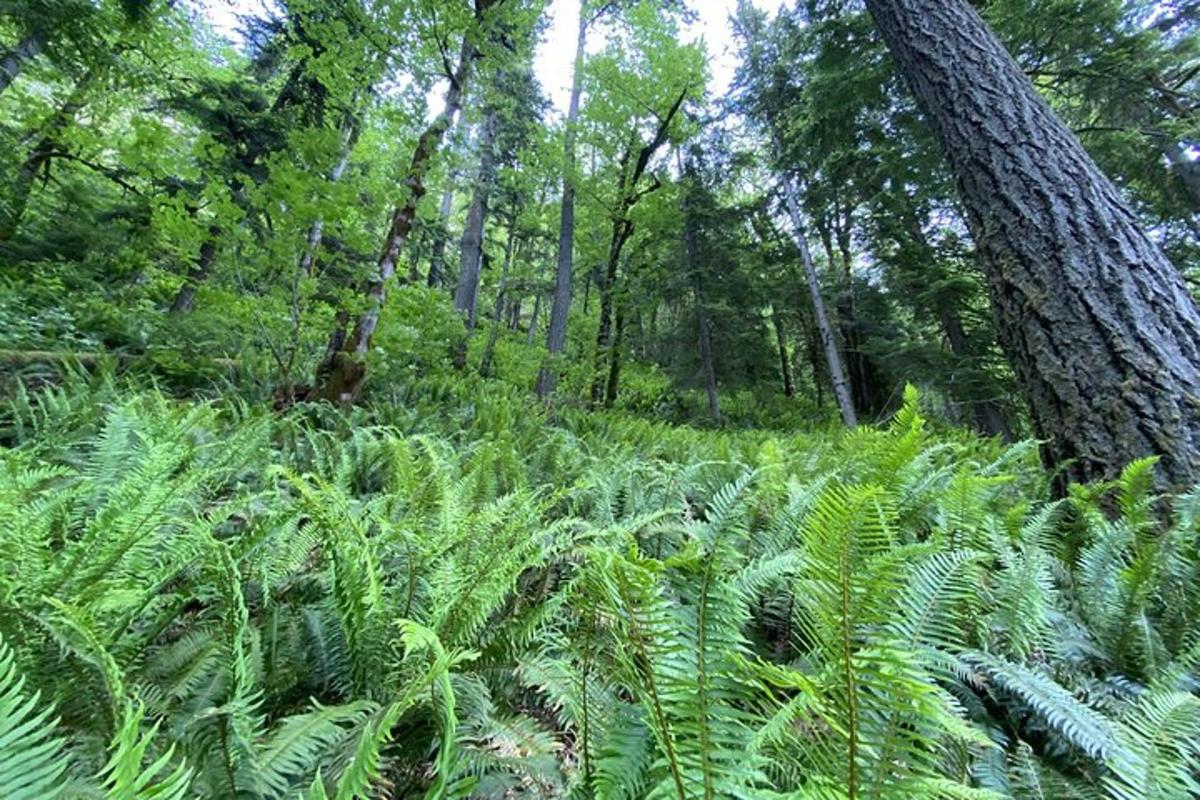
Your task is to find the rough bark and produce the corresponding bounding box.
[780,175,858,427]
[454,112,499,331]
[318,24,481,403]
[536,7,588,401]
[865,0,1200,485]
[0,30,44,97]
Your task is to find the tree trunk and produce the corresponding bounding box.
[603,303,626,408]
[678,155,720,419]
[0,30,44,97]
[536,8,588,401]
[508,296,521,330]
[317,28,480,403]
[428,185,455,288]
[526,263,544,345]
[480,223,518,378]
[780,174,858,426]
[299,117,360,276]
[454,112,499,331]
[0,74,90,242]
[591,216,632,406]
[938,305,1013,440]
[865,0,1200,485]
[1160,138,1200,210]
[770,305,795,397]
[170,228,221,313]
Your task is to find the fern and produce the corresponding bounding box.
[0,634,68,800]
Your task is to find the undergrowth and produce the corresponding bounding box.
[0,370,1196,799]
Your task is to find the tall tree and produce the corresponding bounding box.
[864,0,1200,484]
[317,0,501,403]
[534,1,590,401]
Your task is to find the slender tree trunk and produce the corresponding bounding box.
[299,117,360,276]
[0,30,44,97]
[508,296,521,330]
[590,96,684,406]
[591,217,631,406]
[454,112,499,331]
[780,174,858,426]
[428,184,455,287]
[1160,138,1200,210]
[770,305,795,397]
[865,0,1200,485]
[536,8,588,401]
[0,74,90,242]
[680,157,720,419]
[938,306,1013,439]
[603,304,626,408]
[318,28,480,403]
[898,201,1013,439]
[526,263,544,345]
[170,228,221,313]
[480,224,518,378]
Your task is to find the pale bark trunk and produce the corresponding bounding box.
[299,119,359,276]
[0,30,44,97]
[454,112,499,331]
[865,0,1200,485]
[536,8,588,400]
[780,175,858,427]
[428,184,455,288]
[1161,138,1200,210]
[679,155,720,419]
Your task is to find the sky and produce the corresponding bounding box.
[200,0,787,116]
[536,0,787,115]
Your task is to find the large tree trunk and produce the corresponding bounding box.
[780,175,858,427]
[454,111,499,331]
[536,8,588,401]
[317,26,481,403]
[0,30,44,97]
[865,0,1200,485]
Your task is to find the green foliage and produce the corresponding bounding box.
[0,378,1195,798]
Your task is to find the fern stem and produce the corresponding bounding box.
[621,583,687,800]
[839,534,859,800]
